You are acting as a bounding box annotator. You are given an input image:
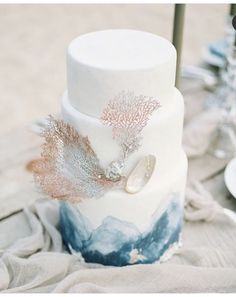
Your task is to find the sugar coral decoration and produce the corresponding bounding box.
[33,116,115,203]
[32,93,160,202]
[101,91,161,159]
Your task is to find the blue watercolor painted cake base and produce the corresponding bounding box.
[59,193,183,266]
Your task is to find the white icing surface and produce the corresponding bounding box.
[68,29,176,70]
[67,30,176,117]
[62,30,188,234]
[61,88,184,179]
[77,153,187,232]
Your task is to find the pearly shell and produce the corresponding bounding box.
[125,155,156,194]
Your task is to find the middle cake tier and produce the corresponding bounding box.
[61,87,184,180]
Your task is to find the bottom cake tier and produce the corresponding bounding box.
[59,153,188,266]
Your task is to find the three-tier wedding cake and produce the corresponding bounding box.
[35,29,188,266]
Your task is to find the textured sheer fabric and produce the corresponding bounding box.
[1,187,236,293]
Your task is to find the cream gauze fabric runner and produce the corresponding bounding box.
[1,110,236,293]
[0,183,236,293]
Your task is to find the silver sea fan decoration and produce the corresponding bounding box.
[32,92,160,203]
[101,91,161,159]
[33,116,116,202]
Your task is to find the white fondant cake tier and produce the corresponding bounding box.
[67,30,176,117]
[74,152,187,232]
[61,88,184,178]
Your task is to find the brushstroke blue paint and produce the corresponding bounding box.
[59,193,183,266]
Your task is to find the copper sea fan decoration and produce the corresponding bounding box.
[33,116,116,202]
[101,91,161,159]
[33,92,160,203]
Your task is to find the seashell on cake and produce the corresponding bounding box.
[125,154,156,194]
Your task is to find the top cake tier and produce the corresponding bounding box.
[67,29,177,118]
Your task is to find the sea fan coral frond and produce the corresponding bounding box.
[33,92,160,202]
[101,91,160,158]
[33,116,114,202]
